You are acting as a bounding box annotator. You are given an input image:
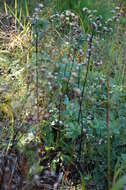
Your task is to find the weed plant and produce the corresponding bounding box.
[0,1,126,190]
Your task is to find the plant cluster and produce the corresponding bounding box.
[0,1,126,190]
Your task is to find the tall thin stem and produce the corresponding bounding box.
[66,48,76,91]
[78,34,93,160]
[78,64,81,88]
[15,0,18,28]
[78,34,93,123]
[35,18,39,125]
[106,76,111,190]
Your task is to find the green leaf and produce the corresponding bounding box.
[111,176,126,190]
[81,175,86,190]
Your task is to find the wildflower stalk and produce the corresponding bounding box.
[35,17,39,126]
[66,48,76,91]
[78,33,93,160]
[78,64,81,88]
[78,34,93,123]
[64,49,71,77]
[15,0,17,28]
[106,75,111,190]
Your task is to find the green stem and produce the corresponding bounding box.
[35,19,39,125]
[106,76,111,190]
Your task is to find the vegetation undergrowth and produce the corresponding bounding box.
[0,0,126,190]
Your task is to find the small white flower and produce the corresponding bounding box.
[59,120,63,125]
[103,26,108,32]
[34,8,40,13]
[38,3,44,8]
[49,109,53,113]
[83,7,88,12]
[60,13,65,20]
[88,15,93,19]
[66,10,71,16]
[66,17,70,21]
[92,22,98,30]
[109,28,113,33]
[71,12,75,17]
[87,10,91,14]
[115,6,120,10]
[74,16,78,21]
[111,10,116,14]
[107,18,112,23]
[51,121,55,126]
[93,10,97,14]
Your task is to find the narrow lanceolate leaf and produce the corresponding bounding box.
[81,174,86,190]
